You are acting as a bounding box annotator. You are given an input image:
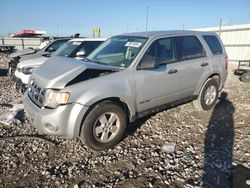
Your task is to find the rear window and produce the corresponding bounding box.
[203,35,223,55]
[178,36,205,60]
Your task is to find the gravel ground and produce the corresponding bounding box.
[0,52,249,188]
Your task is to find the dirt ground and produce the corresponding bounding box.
[0,52,249,188]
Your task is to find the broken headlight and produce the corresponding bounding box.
[43,89,70,108]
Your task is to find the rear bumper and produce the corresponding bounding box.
[220,70,228,90]
[23,93,89,138]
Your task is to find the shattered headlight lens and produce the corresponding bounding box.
[22,67,34,75]
[43,89,70,108]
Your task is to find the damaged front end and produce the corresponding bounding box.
[26,56,119,109]
[27,68,117,109]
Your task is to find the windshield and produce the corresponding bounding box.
[53,40,104,57]
[87,36,147,68]
[53,41,82,57]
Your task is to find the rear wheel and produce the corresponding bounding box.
[234,69,247,76]
[193,79,219,111]
[240,72,250,82]
[80,101,127,150]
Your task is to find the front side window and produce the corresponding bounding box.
[203,35,223,55]
[178,36,205,60]
[143,37,177,64]
[87,36,147,69]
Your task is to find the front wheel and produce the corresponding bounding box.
[193,79,219,111]
[80,101,127,150]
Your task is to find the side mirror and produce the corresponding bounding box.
[138,55,159,70]
[76,51,86,57]
[42,52,51,57]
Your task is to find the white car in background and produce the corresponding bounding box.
[14,38,106,92]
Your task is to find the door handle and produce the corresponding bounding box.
[201,62,208,67]
[168,69,178,74]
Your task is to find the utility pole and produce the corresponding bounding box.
[219,18,222,36]
[57,25,59,37]
[76,19,79,33]
[146,7,149,31]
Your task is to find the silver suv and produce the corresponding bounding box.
[24,31,228,150]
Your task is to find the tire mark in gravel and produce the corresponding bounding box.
[0,135,59,145]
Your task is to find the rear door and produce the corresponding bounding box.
[176,35,212,98]
[202,35,228,84]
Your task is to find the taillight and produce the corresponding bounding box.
[225,56,228,70]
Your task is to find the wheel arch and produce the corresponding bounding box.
[78,97,132,137]
[195,73,221,96]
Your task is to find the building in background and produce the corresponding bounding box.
[195,24,250,62]
[10,30,46,38]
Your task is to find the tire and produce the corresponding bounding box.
[79,101,127,150]
[193,79,219,111]
[240,72,250,83]
[234,69,247,76]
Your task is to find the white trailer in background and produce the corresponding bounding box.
[195,24,250,62]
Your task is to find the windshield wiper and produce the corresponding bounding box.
[83,58,107,66]
[92,60,108,65]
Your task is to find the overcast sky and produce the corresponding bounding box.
[0,0,250,37]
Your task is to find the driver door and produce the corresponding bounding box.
[134,37,181,112]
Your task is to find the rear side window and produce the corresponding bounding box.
[178,36,205,60]
[203,35,223,55]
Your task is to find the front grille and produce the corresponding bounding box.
[28,81,46,108]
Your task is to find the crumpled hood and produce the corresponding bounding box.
[17,56,48,68]
[9,48,36,58]
[32,56,118,89]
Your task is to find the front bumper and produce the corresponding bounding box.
[23,93,89,138]
[13,76,28,93]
